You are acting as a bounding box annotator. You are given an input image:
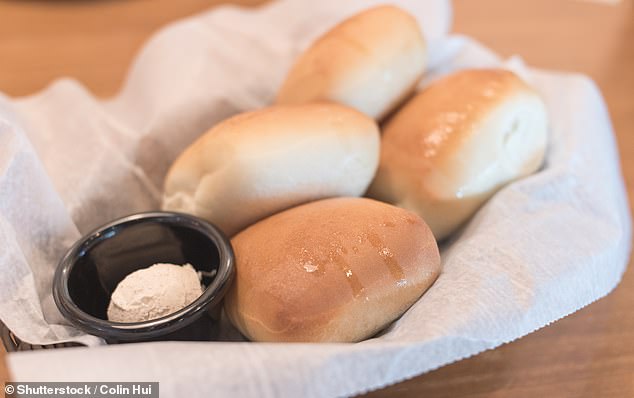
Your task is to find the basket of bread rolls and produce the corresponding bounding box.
[6,1,631,397]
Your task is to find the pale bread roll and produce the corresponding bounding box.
[276,5,427,120]
[163,103,379,236]
[368,69,549,240]
[225,197,441,343]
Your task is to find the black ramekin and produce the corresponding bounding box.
[52,211,234,342]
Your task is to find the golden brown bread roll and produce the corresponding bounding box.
[162,103,379,236]
[276,5,427,120]
[368,68,549,240]
[224,197,441,343]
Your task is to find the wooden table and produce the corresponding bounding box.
[1,0,632,396]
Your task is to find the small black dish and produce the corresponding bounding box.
[53,211,235,343]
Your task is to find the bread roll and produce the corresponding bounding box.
[276,5,426,120]
[225,197,440,343]
[163,103,379,236]
[368,69,549,240]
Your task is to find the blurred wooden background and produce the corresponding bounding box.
[0,0,632,396]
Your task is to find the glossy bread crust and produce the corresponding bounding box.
[225,197,441,342]
[276,5,427,120]
[369,69,549,239]
[162,103,380,236]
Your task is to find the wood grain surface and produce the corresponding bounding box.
[0,0,632,396]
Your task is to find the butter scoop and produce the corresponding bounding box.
[107,263,203,323]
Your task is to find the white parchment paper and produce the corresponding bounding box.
[1,0,631,397]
